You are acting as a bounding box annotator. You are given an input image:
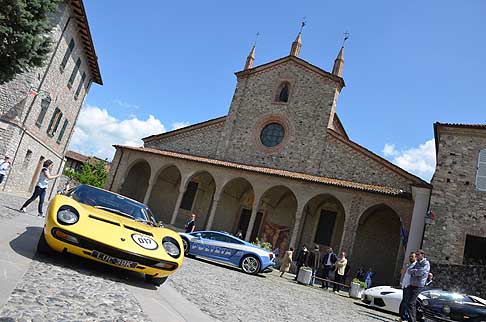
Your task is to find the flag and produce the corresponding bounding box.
[399,222,409,250]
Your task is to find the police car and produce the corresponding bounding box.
[179,231,274,275]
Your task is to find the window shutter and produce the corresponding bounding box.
[476,149,486,191]
[68,58,82,87]
[36,97,51,127]
[60,39,75,71]
[75,72,86,99]
[57,119,69,143]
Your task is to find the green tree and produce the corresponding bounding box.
[76,160,108,188]
[0,0,61,84]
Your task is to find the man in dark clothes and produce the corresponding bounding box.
[185,213,196,233]
[294,244,309,281]
[308,245,321,285]
[321,247,337,289]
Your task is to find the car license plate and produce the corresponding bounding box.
[91,250,138,268]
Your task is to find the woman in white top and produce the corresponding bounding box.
[20,159,61,217]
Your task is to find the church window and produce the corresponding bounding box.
[180,181,198,210]
[68,58,81,88]
[260,123,285,147]
[275,82,290,103]
[60,39,75,71]
[476,149,486,191]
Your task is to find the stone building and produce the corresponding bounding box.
[105,33,431,284]
[65,150,110,173]
[423,123,486,297]
[0,0,102,197]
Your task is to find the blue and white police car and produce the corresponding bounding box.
[179,231,275,275]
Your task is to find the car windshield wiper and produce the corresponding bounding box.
[94,206,134,219]
[135,218,156,226]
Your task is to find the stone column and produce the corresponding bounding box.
[289,203,305,248]
[205,189,223,230]
[403,186,431,266]
[245,197,261,241]
[143,179,156,205]
[170,182,188,226]
[339,196,362,256]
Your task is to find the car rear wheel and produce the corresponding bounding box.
[240,255,260,275]
[37,230,56,256]
[181,238,190,256]
[145,275,168,286]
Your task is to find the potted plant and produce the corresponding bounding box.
[349,278,367,299]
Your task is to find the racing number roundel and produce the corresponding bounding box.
[131,234,158,250]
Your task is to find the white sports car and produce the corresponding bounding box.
[361,286,427,315]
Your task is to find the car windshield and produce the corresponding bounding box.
[422,290,474,303]
[69,185,155,223]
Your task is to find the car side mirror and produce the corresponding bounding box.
[157,221,164,228]
[195,233,202,239]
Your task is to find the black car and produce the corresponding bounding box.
[417,289,486,322]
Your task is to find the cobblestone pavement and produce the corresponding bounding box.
[169,257,397,322]
[0,191,47,221]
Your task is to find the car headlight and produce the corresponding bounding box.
[57,206,79,225]
[422,299,429,306]
[442,305,451,314]
[162,237,180,258]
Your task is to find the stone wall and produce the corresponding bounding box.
[0,1,95,193]
[320,134,415,191]
[424,126,486,264]
[144,121,225,158]
[431,263,486,298]
[216,59,341,174]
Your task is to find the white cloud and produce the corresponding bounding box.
[70,105,166,160]
[171,121,190,130]
[382,139,436,181]
[383,143,397,157]
[113,99,140,110]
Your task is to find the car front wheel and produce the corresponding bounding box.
[145,275,168,286]
[181,238,190,256]
[241,255,260,275]
[37,230,56,256]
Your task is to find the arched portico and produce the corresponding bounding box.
[352,204,402,286]
[173,170,216,229]
[211,177,255,236]
[147,165,182,223]
[299,193,346,252]
[253,185,297,251]
[120,160,151,202]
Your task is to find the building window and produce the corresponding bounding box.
[476,149,486,191]
[57,119,69,144]
[22,150,32,169]
[463,235,486,265]
[35,97,51,127]
[74,72,86,99]
[47,108,63,137]
[68,58,81,88]
[60,39,75,71]
[260,123,285,147]
[275,82,290,102]
[314,211,337,246]
[180,181,198,211]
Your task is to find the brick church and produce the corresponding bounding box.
[105,32,431,285]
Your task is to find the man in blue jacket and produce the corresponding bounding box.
[405,249,430,322]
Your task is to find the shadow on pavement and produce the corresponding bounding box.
[9,226,158,290]
[356,310,395,322]
[9,226,43,260]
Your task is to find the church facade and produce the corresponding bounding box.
[105,33,431,285]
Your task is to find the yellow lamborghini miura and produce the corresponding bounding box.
[38,184,184,286]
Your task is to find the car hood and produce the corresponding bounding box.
[49,195,182,260]
[364,286,402,297]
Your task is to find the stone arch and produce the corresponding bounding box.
[120,159,151,202]
[255,185,298,250]
[352,204,402,286]
[173,170,216,229]
[212,177,255,235]
[147,164,182,223]
[299,193,346,252]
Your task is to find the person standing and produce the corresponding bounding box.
[19,160,61,217]
[185,213,196,233]
[294,244,309,281]
[364,267,375,288]
[406,249,430,322]
[0,156,11,185]
[398,252,417,322]
[308,245,321,285]
[333,251,347,293]
[321,247,337,289]
[279,247,294,277]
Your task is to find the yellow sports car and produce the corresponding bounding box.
[37,184,184,286]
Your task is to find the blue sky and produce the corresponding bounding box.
[71,0,486,181]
